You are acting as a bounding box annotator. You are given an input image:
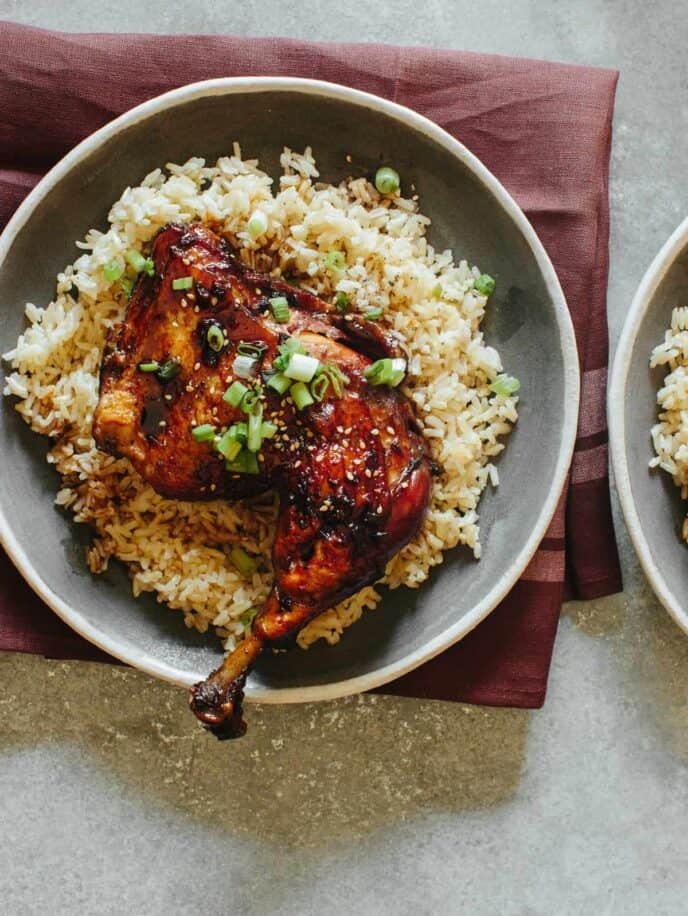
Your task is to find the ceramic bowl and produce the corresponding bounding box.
[0,78,578,701]
[610,216,688,632]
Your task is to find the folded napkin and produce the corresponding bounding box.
[0,23,622,707]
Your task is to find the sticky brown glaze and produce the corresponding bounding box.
[93,223,432,739]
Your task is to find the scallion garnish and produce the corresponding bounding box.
[226,449,260,475]
[320,363,349,398]
[157,358,182,382]
[223,380,249,408]
[120,276,135,299]
[334,291,349,313]
[290,381,314,411]
[260,421,278,439]
[237,342,266,360]
[374,166,401,195]
[230,546,258,577]
[239,607,258,630]
[474,274,496,296]
[265,372,291,395]
[125,249,147,273]
[490,374,520,397]
[104,259,123,283]
[364,357,406,388]
[216,429,243,462]
[364,307,384,321]
[240,385,263,414]
[191,424,216,443]
[324,250,346,272]
[431,283,442,300]
[247,405,264,453]
[233,354,257,379]
[269,296,290,323]
[247,210,268,240]
[138,361,160,373]
[206,323,225,352]
[172,276,193,291]
[284,353,320,383]
[310,374,330,402]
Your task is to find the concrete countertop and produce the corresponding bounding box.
[1,2,687,913]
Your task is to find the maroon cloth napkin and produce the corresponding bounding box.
[0,23,622,707]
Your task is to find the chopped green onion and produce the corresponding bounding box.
[230,546,257,577]
[230,422,248,444]
[490,374,520,397]
[375,166,400,195]
[364,357,406,388]
[247,405,264,452]
[334,291,349,313]
[233,354,257,379]
[239,607,258,630]
[269,296,291,323]
[474,274,496,296]
[324,250,346,272]
[103,260,123,283]
[284,352,320,382]
[431,283,442,299]
[216,429,243,462]
[206,324,225,352]
[143,259,155,277]
[157,358,181,382]
[172,276,193,291]
[226,449,260,475]
[247,209,268,240]
[265,371,291,395]
[290,381,314,411]
[260,421,278,439]
[191,424,216,443]
[240,385,263,414]
[125,249,147,273]
[138,360,159,373]
[272,337,306,372]
[237,342,266,360]
[310,374,330,402]
[120,276,135,299]
[364,307,384,320]
[320,363,350,398]
[223,380,248,408]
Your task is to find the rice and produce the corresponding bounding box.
[2,146,518,652]
[650,305,688,541]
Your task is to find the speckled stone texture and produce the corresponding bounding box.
[1,2,688,914]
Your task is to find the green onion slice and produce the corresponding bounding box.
[233,354,257,379]
[269,296,291,323]
[125,249,147,273]
[206,324,225,352]
[230,546,257,577]
[237,342,266,360]
[260,421,278,439]
[364,357,406,388]
[324,250,346,272]
[247,404,264,452]
[172,276,193,291]
[191,423,216,443]
[138,360,160,373]
[104,260,123,283]
[239,607,258,630]
[290,381,314,411]
[334,291,349,313]
[247,210,268,240]
[284,353,320,383]
[374,166,400,195]
[226,449,260,475]
[431,283,443,300]
[157,358,181,382]
[216,430,243,462]
[120,276,135,299]
[265,371,291,395]
[320,363,349,398]
[223,380,249,408]
[474,274,496,296]
[240,385,263,414]
[489,374,520,397]
[310,374,330,402]
[364,307,384,320]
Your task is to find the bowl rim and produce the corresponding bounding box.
[0,76,579,703]
[609,215,688,636]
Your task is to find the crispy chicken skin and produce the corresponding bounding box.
[93,223,432,738]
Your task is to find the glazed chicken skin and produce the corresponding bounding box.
[93,223,432,738]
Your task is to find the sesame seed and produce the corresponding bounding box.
[336,426,344,433]
[255,288,262,295]
[210,483,217,492]
[188,291,196,302]
[180,298,188,308]
[365,469,372,478]
[294,460,302,469]
[194,362,201,371]
[346,471,354,481]
[359,440,366,449]
[164,394,173,401]
[190,419,197,427]
[194,305,200,313]
[211,296,218,306]
[371,428,380,436]
[342,439,349,447]
[319,504,328,512]
[401,481,409,489]
[315,454,325,463]
[346,154,352,163]
[376,505,383,514]
[183,257,191,266]
[345,427,352,435]
[386,426,395,435]
[159,420,166,427]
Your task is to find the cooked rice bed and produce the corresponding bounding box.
[3,146,518,651]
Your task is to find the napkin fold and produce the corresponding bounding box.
[0,23,622,707]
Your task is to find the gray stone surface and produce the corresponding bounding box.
[1,2,687,914]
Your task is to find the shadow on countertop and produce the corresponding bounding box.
[0,650,529,850]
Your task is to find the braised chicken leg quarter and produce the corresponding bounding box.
[93,223,432,738]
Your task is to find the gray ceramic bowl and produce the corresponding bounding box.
[610,217,688,632]
[0,78,578,702]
